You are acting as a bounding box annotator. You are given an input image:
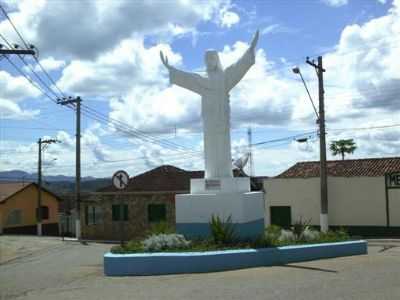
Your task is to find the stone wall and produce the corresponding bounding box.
[80,192,176,241]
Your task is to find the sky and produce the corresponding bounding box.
[0,0,399,179]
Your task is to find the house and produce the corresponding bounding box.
[0,182,61,235]
[264,157,400,236]
[81,165,262,241]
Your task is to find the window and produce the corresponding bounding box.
[148,204,166,223]
[112,204,128,221]
[6,209,22,226]
[270,206,292,228]
[85,205,103,225]
[36,206,49,220]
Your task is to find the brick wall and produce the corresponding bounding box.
[80,192,176,241]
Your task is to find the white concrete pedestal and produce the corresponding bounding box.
[175,177,265,239]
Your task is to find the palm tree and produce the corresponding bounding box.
[330,139,357,160]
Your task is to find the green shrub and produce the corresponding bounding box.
[209,214,237,245]
[265,224,282,244]
[147,221,175,236]
[110,240,143,254]
[319,228,350,243]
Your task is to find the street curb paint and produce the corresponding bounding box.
[104,240,367,276]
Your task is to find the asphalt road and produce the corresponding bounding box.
[1,236,400,300]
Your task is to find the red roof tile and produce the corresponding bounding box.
[277,157,400,178]
[97,165,245,192]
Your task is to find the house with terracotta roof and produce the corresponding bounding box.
[0,182,61,235]
[264,157,400,236]
[81,165,262,241]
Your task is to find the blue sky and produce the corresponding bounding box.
[0,0,399,178]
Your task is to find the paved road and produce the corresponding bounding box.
[1,237,400,300]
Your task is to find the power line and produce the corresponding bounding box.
[328,123,400,132]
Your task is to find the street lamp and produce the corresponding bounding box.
[292,66,319,121]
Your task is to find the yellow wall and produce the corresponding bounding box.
[0,184,59,230]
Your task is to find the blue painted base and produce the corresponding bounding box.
[104,240,368,276]
[176,219,264,240]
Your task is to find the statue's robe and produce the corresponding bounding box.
[168,48,255,179]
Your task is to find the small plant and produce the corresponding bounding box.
[142,234,191,252]
[292,217,311,239]
[147,221,175,236]
[278,229,296,243]
[209,214,237,245]
[301,227,320,241]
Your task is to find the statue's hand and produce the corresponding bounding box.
[250,30,259,51]
[160,50,171,70]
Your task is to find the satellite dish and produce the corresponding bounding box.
[233,152,250,171]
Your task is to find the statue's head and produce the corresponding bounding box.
[205,50,222,73]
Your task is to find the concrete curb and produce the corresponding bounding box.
[104,240,367,276]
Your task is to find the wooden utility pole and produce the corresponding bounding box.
[37,138,58,236]
[307,56,328,232]
[58,96,82,239]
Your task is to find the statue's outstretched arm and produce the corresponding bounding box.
[160,50,205,95]
[225,30,259,91]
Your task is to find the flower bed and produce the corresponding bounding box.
[104,240,367,276]
[104,219,367,276]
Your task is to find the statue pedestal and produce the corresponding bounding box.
[175,178,265,240]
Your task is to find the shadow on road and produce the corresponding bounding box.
[282,264,338,273]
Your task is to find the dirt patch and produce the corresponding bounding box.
[0,235,62,264]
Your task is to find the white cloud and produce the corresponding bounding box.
[34,56,66,72]
[0,71,40,120]
[0,0,232,60]
[58,39,182,97]
[260,24,296,35]
[0,98,39,120]
[219,8,240,28]
[321,0,348,7]
[0,71,39,102]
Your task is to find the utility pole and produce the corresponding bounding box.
[58,96,82,239]
[306,56,328,233]
[37,138,58,236]
[247,127,254,177]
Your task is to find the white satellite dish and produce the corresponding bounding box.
[233,152,250,171]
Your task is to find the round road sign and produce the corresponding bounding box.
[112,170,129,190]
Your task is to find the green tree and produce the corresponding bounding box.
[330,139,357,160]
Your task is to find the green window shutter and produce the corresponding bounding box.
[112,205,120,221]
[148,204,166,223]
[85,206,89,225]
[123,205,129,221]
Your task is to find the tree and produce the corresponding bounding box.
[330,139,357,160]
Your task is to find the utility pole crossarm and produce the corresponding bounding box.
[0,48,36,55]
[306,57,326,72]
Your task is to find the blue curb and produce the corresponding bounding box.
[104,240,368,276]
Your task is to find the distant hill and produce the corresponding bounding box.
[0,170,110,193]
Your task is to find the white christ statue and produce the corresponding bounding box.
[160,31,259,180]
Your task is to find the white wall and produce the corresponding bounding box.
[264,176,400,227]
